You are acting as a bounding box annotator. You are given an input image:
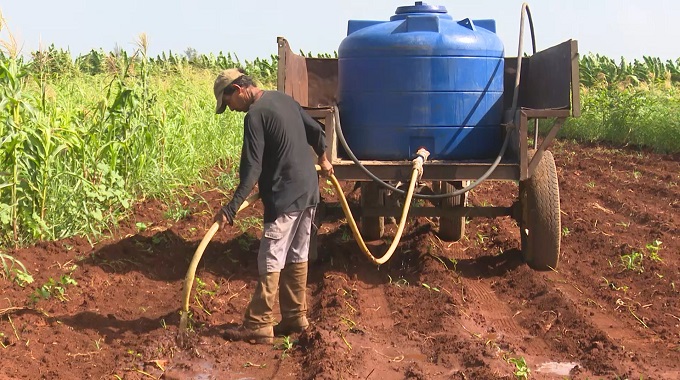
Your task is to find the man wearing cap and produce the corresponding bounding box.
[213,68,333,344]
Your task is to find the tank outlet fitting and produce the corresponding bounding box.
[413,147,431,179]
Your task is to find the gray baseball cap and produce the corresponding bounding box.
[213,68,244,114]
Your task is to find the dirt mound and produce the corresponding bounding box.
[1,140,678,379]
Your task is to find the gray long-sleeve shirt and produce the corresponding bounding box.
[228,90,326,222]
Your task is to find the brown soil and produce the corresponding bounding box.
[1,140,679,380]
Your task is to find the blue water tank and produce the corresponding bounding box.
[338,2,505,160]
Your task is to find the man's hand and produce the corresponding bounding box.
[214,203,236,228]
[317,154,334,178]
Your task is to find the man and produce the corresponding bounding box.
[213,68,333,344]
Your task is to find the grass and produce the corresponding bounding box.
[560,82,680,154]
[0,252,34,287]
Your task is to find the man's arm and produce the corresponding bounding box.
[216,114,264,226]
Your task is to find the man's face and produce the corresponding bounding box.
[223,85,248,112]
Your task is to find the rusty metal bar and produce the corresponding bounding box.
[324,204,514,219]
[518,110,529,181]
[276,37,286,93]
[522,109,571,118]
[528,117,566,176]
[331,160,520,182]
[366,206,513,218]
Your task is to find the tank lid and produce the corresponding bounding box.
[395,1,447,15]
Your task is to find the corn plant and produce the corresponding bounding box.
[0,54,39,245]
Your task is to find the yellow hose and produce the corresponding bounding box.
[326,168,420,265]
[178,159,423,339]
[178,193,260,337]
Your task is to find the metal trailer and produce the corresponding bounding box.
[277,35,580,270]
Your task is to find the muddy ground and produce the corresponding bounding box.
[1,140,679,380]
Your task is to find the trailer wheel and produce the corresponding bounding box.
[360,182,385,240]
[519,150,561,270]
[435,181,467,242]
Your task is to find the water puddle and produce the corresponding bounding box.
[165,358,255,380]
[535,361,579,376]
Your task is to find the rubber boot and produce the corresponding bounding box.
[274,262,309,336]
[222,324,274,345]
[224,271,279,344]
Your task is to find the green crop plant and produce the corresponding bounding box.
[0,252,33,287]
[620,251,644,273]
[32,274,78,302]
[322,180,334,195]
[164,202,191,221]
[276,335,296,358]
[645,239,662,262]
[236,216,262,233]
[195,277,219,298]
[237,234,257,251]
[507,356,530,380]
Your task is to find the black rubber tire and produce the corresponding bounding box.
[435,181,467,242]
[360,182,385,240]
[519,150,561,270]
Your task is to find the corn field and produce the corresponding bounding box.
[0,37,251,249]
[1,32,679,250]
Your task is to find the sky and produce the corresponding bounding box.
[2,1,679,62]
